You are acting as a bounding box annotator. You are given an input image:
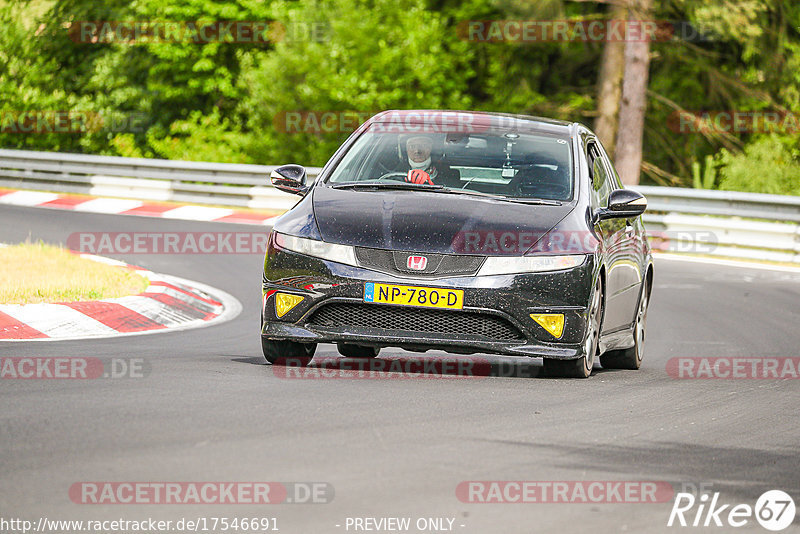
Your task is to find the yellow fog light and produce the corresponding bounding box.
[530,313,564,338]
[275,293,304,318]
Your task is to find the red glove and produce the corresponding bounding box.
[406,169,434,185]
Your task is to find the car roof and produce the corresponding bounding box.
[366,110,578,137]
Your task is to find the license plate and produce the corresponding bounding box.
[364,282,464,310]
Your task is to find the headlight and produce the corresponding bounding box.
[478,254,586,276]
[274,232,358,267]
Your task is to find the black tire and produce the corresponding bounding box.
[543,276,603,379]
[600,281,649,370]
[337,343,380,358]
[261,338,316,366]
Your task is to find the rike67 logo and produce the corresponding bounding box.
[668,489,796,531]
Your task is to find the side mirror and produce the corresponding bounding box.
[270,164,310,196]
[595,189,647,221]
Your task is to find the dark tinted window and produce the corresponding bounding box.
[587,141,611,207]
[596,141,622,190]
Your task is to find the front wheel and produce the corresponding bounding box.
[600,282,649,370]
[544,276,602,379]
[261,338,316,366]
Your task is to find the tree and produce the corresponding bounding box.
[594,1,629,158]
[239,0,475,166]
[614,0,652,185]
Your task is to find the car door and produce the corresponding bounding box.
[595,141,645,330]
[585,138,630,333]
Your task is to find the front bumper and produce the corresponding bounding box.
[262,241,597,360]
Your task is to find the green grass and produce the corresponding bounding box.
[0,242,149,304]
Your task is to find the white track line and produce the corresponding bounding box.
[1,304,119,337]
[654,252,800,274]
[0,191,59,206]
[74,198,143,214]
[161,205,234,221]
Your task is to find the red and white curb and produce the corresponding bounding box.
[0,251,242,341]
[0,189,283,226]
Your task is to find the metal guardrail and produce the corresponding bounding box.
[1,149,799,262]
[0,148,321,211]
[632,186,800,263]
[634,185,800,223]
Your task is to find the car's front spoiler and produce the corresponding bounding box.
[262,322,584,360]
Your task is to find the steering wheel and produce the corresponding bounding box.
[516,177,570,199]
[374,159,402,176]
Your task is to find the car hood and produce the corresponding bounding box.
[309,186,575,255]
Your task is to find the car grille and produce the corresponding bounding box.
[355,248,484,277]
[307,303,524,341]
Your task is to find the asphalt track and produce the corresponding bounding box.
[1,205,799,533]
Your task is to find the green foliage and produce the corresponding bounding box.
[1,0,800,196]
[641,0,800,191]
[146,111,250,163]
[716,135,800,195]
[1,0,272,157]
[0,1,85,152]
[239,0,476,166]
[692,154,717,189]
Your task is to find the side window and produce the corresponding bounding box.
[596,141,622,190]
[587,141,611,207]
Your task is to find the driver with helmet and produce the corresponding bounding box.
[402,135,459,187]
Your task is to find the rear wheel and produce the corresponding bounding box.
[337,343,380,358]
[600,282,649,370]
[261,338,316,366]
[544,277,602,379]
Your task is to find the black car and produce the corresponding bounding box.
[261,110,652,378]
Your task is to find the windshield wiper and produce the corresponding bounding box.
[331,182,562,205]
[331,182,444,191]
[440,188,562,205]
[441,188,498,198]
[498,197,562,205]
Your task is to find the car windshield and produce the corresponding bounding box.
[326,126,574,202]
